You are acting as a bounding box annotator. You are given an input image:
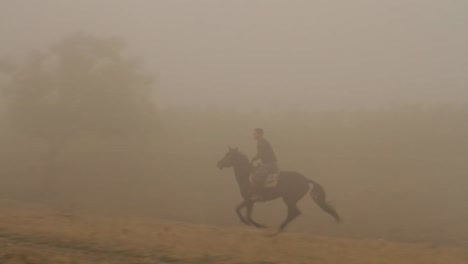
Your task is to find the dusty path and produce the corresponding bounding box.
[0,229,166,264]
[0,201,466,264]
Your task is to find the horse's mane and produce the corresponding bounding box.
[235,150,249,163]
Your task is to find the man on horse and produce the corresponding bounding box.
[250,128,279,201]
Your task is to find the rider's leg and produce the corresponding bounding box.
[250,166,269,200]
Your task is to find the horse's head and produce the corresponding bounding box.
[217,147,243,170]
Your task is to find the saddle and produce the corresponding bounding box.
[249,170,280,188]
[264,172,280,188]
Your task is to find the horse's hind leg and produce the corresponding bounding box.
[246,202,267,229]
[236,200,250,226]
[278,201,301,232]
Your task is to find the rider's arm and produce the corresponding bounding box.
[251,154,260,163]
[251,140,265,163]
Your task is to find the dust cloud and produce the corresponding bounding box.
[0,1,467,262]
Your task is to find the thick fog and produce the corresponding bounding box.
[0,0,467,248]
[1,0,467,109]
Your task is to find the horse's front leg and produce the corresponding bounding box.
[246,201,267,229]
[235,200,250,226]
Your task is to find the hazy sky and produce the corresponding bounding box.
[1,0,467,110]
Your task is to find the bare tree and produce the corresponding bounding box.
[1,32,157,193]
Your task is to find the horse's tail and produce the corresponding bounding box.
[308,179,342,223]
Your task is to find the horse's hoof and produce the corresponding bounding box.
[264,230,282,237]
[240,219,251,226]
[252,223,267,229]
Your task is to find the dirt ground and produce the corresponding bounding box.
[0,200,466,264]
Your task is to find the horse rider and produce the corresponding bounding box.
[250,128,279,200]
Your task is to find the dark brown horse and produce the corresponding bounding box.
[217,147,341,233]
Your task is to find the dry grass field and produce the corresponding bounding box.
[0,200,466,264]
